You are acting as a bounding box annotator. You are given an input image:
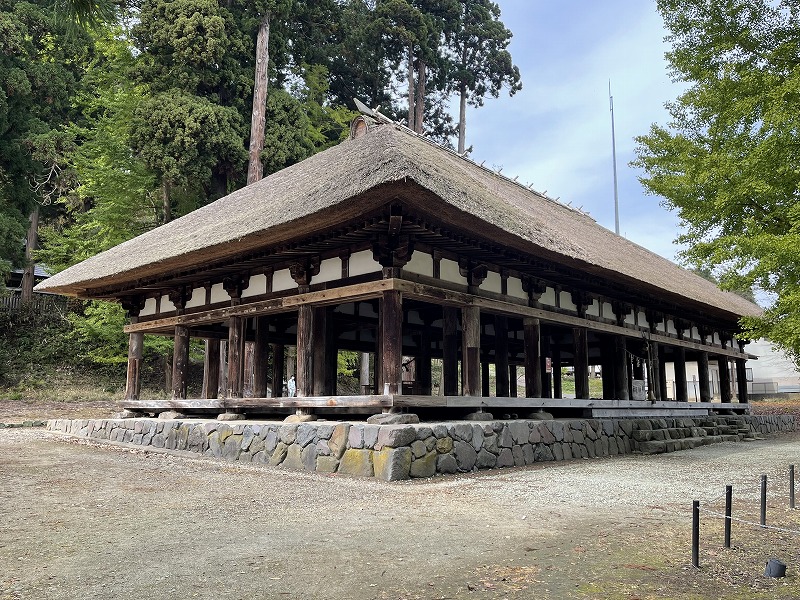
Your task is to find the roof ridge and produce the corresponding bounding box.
[354,100,593,220]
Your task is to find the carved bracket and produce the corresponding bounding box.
[120,295,146,318]
[458,258,488,288]
[372,234,414,269]
[571,291,591,318]
[167,286,193,311]
[223,274,251,301]
[645,309,662,333]
[289,257,321,287]
[612,301,630,327]
[521,275,547,303]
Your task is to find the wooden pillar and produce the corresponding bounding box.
[418,325,432,395]
[295,305,315,398]
[573,327,589,399]
[380,290,403,395]
[523,317,542,398]
[674,346,688,402]
[201,338,221,399]
[481,360,491,397]
[461,305,481,396]
[495,316,510,397]
[272,343,285,397]
[442,306,459,396]
[735,357,748,404]
[614,336,629,400]
[541,334,552,398]
[697,351,711,403]
[601,339,615,400]
[171,325,190,399]
[253,316,270,398]
[509,364,518,397]
[325,316,338,396]
[125,329,144,401]
[650,342,662,401]
[226,317,246,398]
[658,347,668,401]
[552,346,562,399]
[359,352,370,394]
[719,356,732,403]
[312,306,328,396]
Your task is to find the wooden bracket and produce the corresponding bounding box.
[521,275,547,304]
[571,291,591,318]
[372,234,414,268]
[120,295,146,317]
[223,274,251,301]
[167,286,193,312]
[289,257,321,288]
[458,258,488,288]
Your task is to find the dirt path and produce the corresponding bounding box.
[1,429,799,599]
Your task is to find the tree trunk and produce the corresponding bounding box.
[20,205,39,302]
[414,59,426,134]
[458,82,467,154]
[247,14,271,185]
[407,46,416,131]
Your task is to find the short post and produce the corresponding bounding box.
[692,500,700,568]
[760,474,767,527]
[724,485,732,548]
[790,465,795,510]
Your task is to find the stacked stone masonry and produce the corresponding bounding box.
[47,415,795,481]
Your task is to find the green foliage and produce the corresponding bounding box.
[635,0,800,366]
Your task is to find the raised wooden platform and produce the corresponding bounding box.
[120,395,749,418]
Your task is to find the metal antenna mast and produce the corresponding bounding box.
[609,80,620,235]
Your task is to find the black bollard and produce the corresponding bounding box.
[790,465,795,510]
[760,474,767,527]
[724,485,732,548]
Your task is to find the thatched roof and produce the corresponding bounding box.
[36,121,759,321]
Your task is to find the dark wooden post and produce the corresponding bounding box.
[601,339,615,400]
[295,305,315,397]
[523,317,542,398]
[719,356,732,403]
[509,364,518,397]
[736,357,748,403]
[658,347,668,401]
[418,322,433,395]
[697,351,711,403]
[312,306,328,396]
[573,327,590,399]
[171,325,190,399]
[380,290,403,395]
[462,305,481,396]
[481,359,491,397]
[442,306,459,396]
[202,339,221,399]
[272,343,285,397]
[614,336,629,400]
[541,333,552,398]
[495,315,510,397]
[253,316,270,398]
[226,317,246,398]
[123,308,144,402]
[674,346,688,402]
[552,346,562,399]
[650,342,662,401]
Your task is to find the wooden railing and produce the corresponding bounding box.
[0,291,70,314]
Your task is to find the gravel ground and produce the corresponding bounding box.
[1,428,799,599]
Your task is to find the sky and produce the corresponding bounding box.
[463,0,685,262]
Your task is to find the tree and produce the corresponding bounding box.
[447,0,521,154]
[634,0,800,365]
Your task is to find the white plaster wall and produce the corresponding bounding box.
[691,326,701,341]
[349,250,382,277]
[407,310,424,325]
[140,297,157,317]
[540,287,557,306]
[559,291,577,311]
[272,269,296,292]
[483,271,502,294]
[405,251,433,277]
[440,259,468,285]
[586,299,600,317]
[506,276,527,300]
[314,258,341,284]
[242,274,267,298]
[183,287,204,309]
[713,332,722,345]
[602,302,614,320]
[159,295,176,314]
[624,309,635,326]
[638,311,647,328]
[656,320,666,333]
[667,319,678,335]
[210,283,227,304]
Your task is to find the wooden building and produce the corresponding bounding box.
[36,110,759,419]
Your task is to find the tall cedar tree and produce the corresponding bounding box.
[634,0,800,365]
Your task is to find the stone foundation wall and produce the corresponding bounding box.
[47,415,796,481]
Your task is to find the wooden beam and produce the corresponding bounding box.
[418,325,433,395]
[495,315,510,397]
[296,305,315,398]
[735,357,748,404]
[698,350,711,403]
[719,356,732,403]
[674,346,688,402]
[613,335,629,401]
[552,346,562,399]
[462,305,481,396]
[442,306,459,396]
[509,364,517,398]
[124,328,143,401]
[226,317,246,399]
